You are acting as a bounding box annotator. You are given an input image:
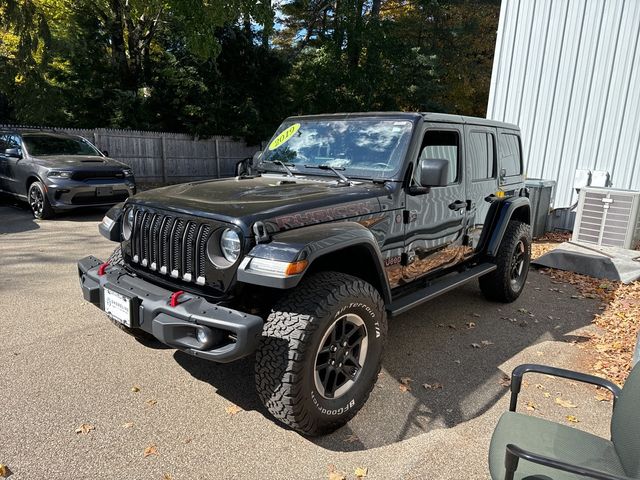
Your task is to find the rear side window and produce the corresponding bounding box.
[469,132,495,180]
[500,134,522,176]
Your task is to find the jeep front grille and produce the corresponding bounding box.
[129,208,213,285]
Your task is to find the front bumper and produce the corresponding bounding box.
[46,178,136,208]
[77,256,263,363]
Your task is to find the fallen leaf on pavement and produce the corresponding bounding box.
[0,464,12,478]
[525,401,537,411]
[131,386,140,393]
[143,444,158,458]
[567,415,579,423]
[75,423,95,434]
[471,313,481,318]
[555,397,577,408]
[182,438,192,444]
[543,392,551,398]
[354,467,368,478]
[122,422,134,429]
[399,377,412,392]
[466,322,476,329]
[471,343,481,349]
[328,464,346,480]
[343,434,359,443]
[595,392,611,402]
[499,376,510,387]
[448,324,457,330]
[225,404,242,415]
[481,340,494,346]
[163,474,173,480]
[145,399,157,407]
[535,383,545,390]
[422,382,443,390]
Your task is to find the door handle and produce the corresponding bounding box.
[448,200,467,211]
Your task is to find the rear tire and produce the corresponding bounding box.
[255,272,387,436]
[479,221,531,303]
[106,247,156,342]
[28,181,55,219]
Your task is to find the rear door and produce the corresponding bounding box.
[464,125,499,249]
[402,123,468,282]
[497,129,524,192]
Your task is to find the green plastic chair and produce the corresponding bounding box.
[489,363,639,480]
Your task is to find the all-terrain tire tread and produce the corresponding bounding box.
[479,220,531,302]
[255,271,387,436]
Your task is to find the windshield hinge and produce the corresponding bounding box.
[252,221,270,244]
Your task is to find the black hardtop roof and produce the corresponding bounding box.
[284,112,519,131]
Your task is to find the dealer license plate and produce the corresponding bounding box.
[104,288,132,327]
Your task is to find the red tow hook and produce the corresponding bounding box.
[170,290,185,307]
[97,261,110,276]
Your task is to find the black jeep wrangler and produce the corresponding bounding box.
[78,113,531,435]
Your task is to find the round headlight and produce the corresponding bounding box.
[220,229,241,263]
[122,209,134,240]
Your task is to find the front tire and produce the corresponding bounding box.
[28,181,55,219]
[479,220,531,302]
[255,272,387,435]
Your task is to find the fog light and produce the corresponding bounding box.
[196,328,210,345]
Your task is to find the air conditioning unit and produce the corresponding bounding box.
[573,187,640,249]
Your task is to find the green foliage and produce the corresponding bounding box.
[0,0,500,142]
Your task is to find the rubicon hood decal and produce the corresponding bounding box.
[272,200,378,229]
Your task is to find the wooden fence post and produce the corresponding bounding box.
[215,139,220,178]
[160,133,167,184]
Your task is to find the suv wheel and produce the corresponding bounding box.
[479,220,531,302]
[255,272,387,435]
[105,247,156,343]
[28,181,55,219]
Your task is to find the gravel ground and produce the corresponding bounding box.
[0,197,615,480]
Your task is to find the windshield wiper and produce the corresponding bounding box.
[304,165,350,184]
[264,160,296,177]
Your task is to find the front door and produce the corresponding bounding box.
[403,123,469,282]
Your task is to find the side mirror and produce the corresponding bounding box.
[4,148,22,159]
[236,158,252,177]
[420,158,449,187]
[102,150,109,157]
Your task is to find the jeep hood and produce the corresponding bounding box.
[129,175,385,227]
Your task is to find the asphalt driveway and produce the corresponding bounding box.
[0,197,614,479]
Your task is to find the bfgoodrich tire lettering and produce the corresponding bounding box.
[479,220,531,303]
[255,271,387,435]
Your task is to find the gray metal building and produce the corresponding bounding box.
[487,0,640,209]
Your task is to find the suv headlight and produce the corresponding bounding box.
[122,209,134,240]
[48,170,73,178]
[220,229,241,263]
[123,168,134,177]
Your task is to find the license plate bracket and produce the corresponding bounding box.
[96,186,113,197]
[104,288,135,328]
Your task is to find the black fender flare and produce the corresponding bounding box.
[237,222,392,303]
[483,196,531,257]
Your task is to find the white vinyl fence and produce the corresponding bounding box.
[2,125,260,183]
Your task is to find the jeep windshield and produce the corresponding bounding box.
[22,134,102,157]
[260,119,414,180]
